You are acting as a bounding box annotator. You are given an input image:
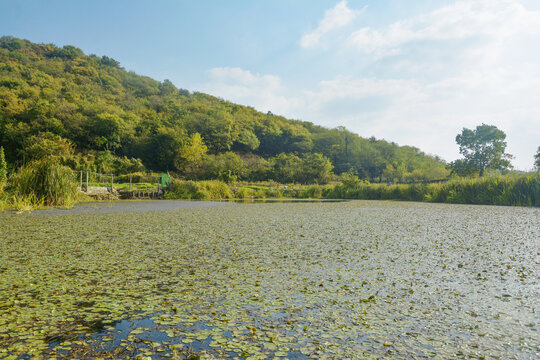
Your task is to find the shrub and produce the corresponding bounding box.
[10,158,79,207]
[0,194,9,211]
[166,179,233,200]
[197,180,233,199]
[165,180,199,199]
[234,187,257,199]
[298,185,323,199]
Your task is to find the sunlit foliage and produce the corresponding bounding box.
[0,36,448,183]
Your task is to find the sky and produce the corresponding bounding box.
[1,0,539,170]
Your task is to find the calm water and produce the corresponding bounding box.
[0,201,538,359]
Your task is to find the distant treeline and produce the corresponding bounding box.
[0,36,448,184]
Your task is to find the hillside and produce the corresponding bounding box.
[0,36,448,183]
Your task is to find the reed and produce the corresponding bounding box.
[11,158,79,207]
[327,174,539,207]
[11,193,44,213]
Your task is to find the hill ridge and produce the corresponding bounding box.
[0,36,448,183]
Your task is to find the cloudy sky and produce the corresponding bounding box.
[1,0,539,169]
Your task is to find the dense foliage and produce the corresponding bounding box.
[0,36,448,183]
[328,173,539,207]
[450,124,512,176]
[535,146,540,170]
[164,174,539,207]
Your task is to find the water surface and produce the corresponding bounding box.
[0,201,538,359]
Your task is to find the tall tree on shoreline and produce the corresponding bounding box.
[535,146,540,171]
[452,124,512,176]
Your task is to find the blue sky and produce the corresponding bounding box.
[1,0,539,169]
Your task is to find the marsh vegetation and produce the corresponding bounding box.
[0,201,538,359]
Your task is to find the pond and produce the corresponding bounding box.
[0,201,538,359]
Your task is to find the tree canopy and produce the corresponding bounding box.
[0,36,449,183]
[535,146,540,171]
[451,124,512,176]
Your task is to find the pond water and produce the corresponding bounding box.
[0,201,538,359]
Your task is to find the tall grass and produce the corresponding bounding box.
[0,194,9,212]
[0,146,7,189]
[10,158,80,207]
[163,174,538,206]
[327,174,539,207]
[11,193,44,213]
[165,180,233,200]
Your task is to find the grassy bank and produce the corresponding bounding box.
[164,174,539,207]
[1,164,537,211]
[165,179,336,201]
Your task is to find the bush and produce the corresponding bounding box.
[11,193,44,213]
[297,185,324,199]
[165,180,198,199]
[166,179,232,200]
[197,180,233,199]
[234,187,257,199]
[10,158,79,207]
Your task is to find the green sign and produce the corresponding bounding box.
[160,173,171,187]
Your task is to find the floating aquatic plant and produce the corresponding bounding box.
[0,201,538,359]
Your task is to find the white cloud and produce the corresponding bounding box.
[349,0,540,56]
[206,67,281,95]
[201,1,540,170]
[300,0,363,48]
[200,67,303,116]
[200,64,540,169]
[298,69,540,170]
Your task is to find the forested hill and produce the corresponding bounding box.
[0,36,448,183]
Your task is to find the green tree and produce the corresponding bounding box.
[86,113,129,151]
[298,153,334,184]
[454,124,512,176]
[22,132,75,164]
[0,146,7,188]
[176,132,208,175]
[0,36,449,182]
[447,159,477,177]
[144,127,186,171]
[241,154,270,181]
[535,146,540,171]
[198,152,246,182]
[269,153,302,183]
